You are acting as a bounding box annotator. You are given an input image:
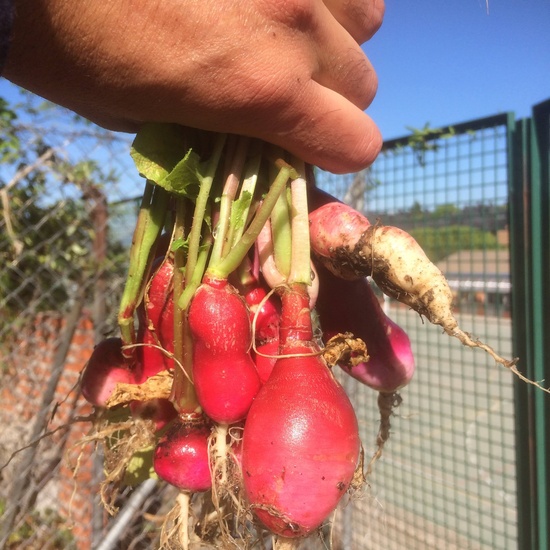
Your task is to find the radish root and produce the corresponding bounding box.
[159,492,191,550]
[447,326,549,393]
[208,424,248,547]
[274,536,300,550]
[73,415,156,515]
[322,332,369,369]
[365,391,402,478]
[176,493,190,550]
[105,370,173,407]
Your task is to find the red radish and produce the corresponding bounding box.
[242,280,280,384]
[142,257,174,331]
[243,284,280,344]
[242,283,360,538]
[153,414,212,492]
[309,201,517,369]
[125,257,178,430]
[314,262,415,393]
[135,257,175,383]
[252,338,279,385]
[134,326,172,384]
[81,338,134,407]
[188,275,261,424]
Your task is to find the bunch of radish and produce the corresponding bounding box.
[79,124,523,549]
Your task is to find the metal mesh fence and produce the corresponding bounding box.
[0,89,532,550]
[318,118,517,549]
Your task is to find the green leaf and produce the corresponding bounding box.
[130,123,188,183]
[171,236,188,252]
[123,446,158,486]
[130,123,204,198]
[162,148,202,197]
[230,190,253,233]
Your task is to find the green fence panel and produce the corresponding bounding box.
[510,99,550,550]
[318,114,521,549]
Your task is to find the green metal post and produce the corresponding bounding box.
[530,99,550,550]
[509,114,537,550]
[510,100,550,550]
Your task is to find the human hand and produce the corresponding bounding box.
[4,0,384,173]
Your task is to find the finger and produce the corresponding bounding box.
[321,0,385,44]
[262,80,382,174]
[311,6,379,112]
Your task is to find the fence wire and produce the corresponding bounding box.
[319,118,517,550]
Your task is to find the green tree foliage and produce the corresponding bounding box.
[409,225,502,263]
[0,92,128,323]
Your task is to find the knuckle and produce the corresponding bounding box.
[332,50,378,110]
[342,0,386,43]
[263,0,317,29]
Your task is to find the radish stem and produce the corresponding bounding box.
[257,216,286,288]
[184,133,226,294]
[288,159,310,285]
[118,182,169,357]
[226,147,263,250]
[206,162,295,280]
[177,232,212,312]
[271,180,292,278]
[210,136,249,266]
[171,197,200,413]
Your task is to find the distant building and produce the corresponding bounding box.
[436,249,510,316]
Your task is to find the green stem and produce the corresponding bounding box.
[210,136,249,265]
[118,182,169,357]
[234,255,258,290]
[270,175,292,279]
[184,133,226,291]
[288,158,311,285]
[178,232,212,311]
[206,161,294,280]
[224,146,263,254]
[171,198,199,413]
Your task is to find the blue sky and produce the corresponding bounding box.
[365,0,550,140]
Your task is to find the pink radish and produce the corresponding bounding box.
[153,414,212,492]
[242,283,360,538]
[81,338,134,407]
[309,201,517,370]
[314,261,415,393]
[314,261,415,476]
[188,275,261,424]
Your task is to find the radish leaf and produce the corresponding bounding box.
[131,123,187,181]
[131,122,203,198]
